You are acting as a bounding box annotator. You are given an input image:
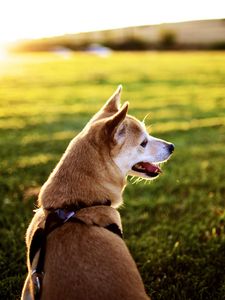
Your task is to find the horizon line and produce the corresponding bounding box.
[2,17,224,45]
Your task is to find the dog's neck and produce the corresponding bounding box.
[38,135,126,209]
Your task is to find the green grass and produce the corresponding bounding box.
[0,52,224,300]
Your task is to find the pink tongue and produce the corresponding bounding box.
[141,162,161,173]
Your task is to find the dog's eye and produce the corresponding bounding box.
[140,138,148,148]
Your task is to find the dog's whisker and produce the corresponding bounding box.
[132,178,138,184]
[133,177,140,184]
[129,176,135,183]
[142,113,151,124]
[130,177,136,184]
[137,177,144,184]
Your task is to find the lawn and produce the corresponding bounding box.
[0,51,224,299]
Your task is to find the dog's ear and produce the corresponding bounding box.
[102,85,122,113]
[88,85,122,124]
[105,101,129,144]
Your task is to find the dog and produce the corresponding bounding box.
[21,85,174,300]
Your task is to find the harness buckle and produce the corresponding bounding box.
[32,269,44,298]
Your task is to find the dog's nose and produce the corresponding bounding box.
[168,143,175,153]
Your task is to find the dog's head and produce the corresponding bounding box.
[87,85,174,181]
[39,85,174,209]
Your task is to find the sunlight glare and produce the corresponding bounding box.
[0,0,224,43]
[0,44,8,60]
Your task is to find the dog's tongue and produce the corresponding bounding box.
[141,162,161,173]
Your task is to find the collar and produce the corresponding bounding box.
[53,207,123,238]
[45,199,111,213]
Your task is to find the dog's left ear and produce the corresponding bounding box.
[88,85,122,124]
[105,101,129,144]
[103,85,122,113]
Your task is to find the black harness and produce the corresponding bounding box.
[29,202,123,300]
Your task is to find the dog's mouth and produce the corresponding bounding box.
[131,161,162,178]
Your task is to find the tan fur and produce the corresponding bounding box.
[21,86,152,300]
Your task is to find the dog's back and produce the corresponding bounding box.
[42,222,148,300]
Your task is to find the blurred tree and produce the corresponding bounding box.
[159,29,177,49]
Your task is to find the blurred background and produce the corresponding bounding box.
[0,1,224,299]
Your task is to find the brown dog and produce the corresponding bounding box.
[21,86,174,300]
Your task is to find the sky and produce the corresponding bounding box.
[0,0,224,43]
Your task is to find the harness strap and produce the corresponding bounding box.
[105,223,123,238]
[30,207,122,300]
[31,212,66,300]
[45,199,111,213]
